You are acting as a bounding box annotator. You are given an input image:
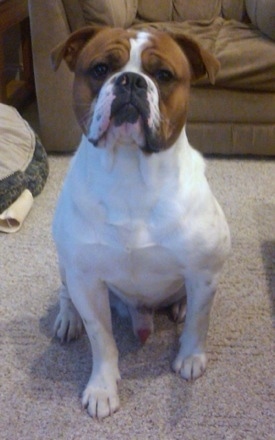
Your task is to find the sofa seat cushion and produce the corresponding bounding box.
[134,18,275,92]
[189,88,275,124]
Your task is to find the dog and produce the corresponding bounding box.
[51,26,231,419]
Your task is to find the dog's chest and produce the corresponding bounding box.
[90,148,185,253]
[90,203,186,304]
[85,143,185,248]
[61,141,189,302]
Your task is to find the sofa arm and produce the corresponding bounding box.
[29,0,81,152]
[246,0,275,40]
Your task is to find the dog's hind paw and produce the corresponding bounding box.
[54,302,83,343]
[172,353,207,381]
[170,298,186,323]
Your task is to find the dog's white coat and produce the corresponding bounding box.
[53,31,230,419]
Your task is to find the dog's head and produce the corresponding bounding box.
[52,26,219,153]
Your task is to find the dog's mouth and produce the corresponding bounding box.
[111,101,141,126]
[89,100,160,153]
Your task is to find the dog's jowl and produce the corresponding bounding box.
[52,26,231,419]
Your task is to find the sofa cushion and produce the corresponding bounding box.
[81,0,138,28]
[62,0,85,31]
[173,0,221,21]
[189,88,275,124]
[137,0,248,22]
[137,0,172,22]
[214,18,275,90]
[134,18,275,92]
[79,0,248,24]
[222,0,247,21]
[137,0,221,22]
[246,0,275,40]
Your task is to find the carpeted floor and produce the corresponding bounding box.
[1,153,274,439]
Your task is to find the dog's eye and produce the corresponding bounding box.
[90,63,109,80]
[155,69,174,82]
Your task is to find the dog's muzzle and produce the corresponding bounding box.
[110,72,150,126]
[112,72,162,153]
[88,71,162,153]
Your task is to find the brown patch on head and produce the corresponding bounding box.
[140,30,219,150]
[141,31,192,149]
[51,26,136,133]
[172,33,220,85]
[72,28,135,133]
[51,26,104,72]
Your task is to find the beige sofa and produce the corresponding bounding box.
[29,0,275,155]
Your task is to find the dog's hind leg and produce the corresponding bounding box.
[170,296,187,323]
[54,281,84,343]
[128,305,154,344]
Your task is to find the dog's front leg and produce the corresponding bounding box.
[173,273,217,381]
[68,274,121,419]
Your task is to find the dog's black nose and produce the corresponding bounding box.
[115,72,147,91]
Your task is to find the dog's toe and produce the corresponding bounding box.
[82,384,120,419]
[173,353,207,381]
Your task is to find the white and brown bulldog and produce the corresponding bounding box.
[51,26,231,419]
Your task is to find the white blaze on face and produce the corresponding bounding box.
[126,32,160,133]
[123,32,149,73]
[88,82,116,145]
[88,31,160,147]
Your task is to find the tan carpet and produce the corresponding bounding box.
[1,155,274,440]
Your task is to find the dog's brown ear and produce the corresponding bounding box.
[51,26,105,72]
[173,34,220,85]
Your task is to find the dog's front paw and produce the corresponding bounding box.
[54,302,83,343]
[172,352,207,381]
[82,379,120,419]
